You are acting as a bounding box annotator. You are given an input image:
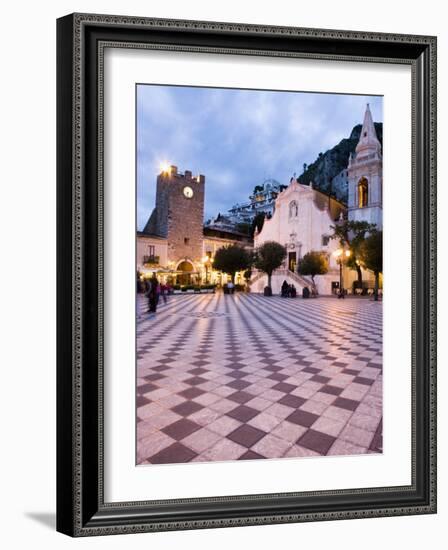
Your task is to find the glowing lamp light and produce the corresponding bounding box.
[345,250,351,258]
[202,256,210,263]
[333,249,343,258]
[160,162,170,174]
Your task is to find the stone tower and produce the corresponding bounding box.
[347,104,383,229]
[144,165,205,269]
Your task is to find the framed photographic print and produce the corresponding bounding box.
[56,13,437,536]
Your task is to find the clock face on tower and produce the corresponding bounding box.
[183,186,194,199]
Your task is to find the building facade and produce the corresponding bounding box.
[138,166,252,285]
[252,179,346,295]
[347,104,383,229]
[225,178,285,223]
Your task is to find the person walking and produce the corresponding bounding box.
[147,274,160,313]
[160,282,168,304]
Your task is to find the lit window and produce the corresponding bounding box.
[358,177,369,208]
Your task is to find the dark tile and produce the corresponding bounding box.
[138,382,158,394]
[268,373,289,382]
[239,450,265,460]
[188,367,208,375]
[369,419,383,453]
[144,373,165,382]
[354,376,375,386]
[227,425,267,448]
[136,395,151,407]
[285,409,319,428]
[320,385,343,396]
[227,379,252,390]
[333,397,360,411]
[342,368,360,376]
[272,382,297,393]
[227,362,246,370]
[184,376,208,386]
[152,365,171,372]
[297,429,336,455]
[332,361,348,367]
[192,360,209,367]
[228,391,254,404]
[368,362,383,369]
[172,401,204,417]
[264,365,283,373]
[228,371,248,379]
[149,442,197,464]
[162,418,201,440]
[178,387,205,399]
[226,405,259,422]
[278,394,306,409]
[302,366,321,374]
[310,374,331,384]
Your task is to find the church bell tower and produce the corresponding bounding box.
[347,104,383,229]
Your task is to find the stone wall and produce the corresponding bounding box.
[152,166,205,267]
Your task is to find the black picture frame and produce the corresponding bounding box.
[57,13,437,537]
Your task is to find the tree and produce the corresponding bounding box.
[235,221,251,235]
[253,241,287,291]
[251,212,266,237]
[212,245,252,284]
[298,251,329,292]
[359,230,383,301]
[330,220,377,288]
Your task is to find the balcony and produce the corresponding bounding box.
[142,255,160,265]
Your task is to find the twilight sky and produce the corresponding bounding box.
[137,85,383,230]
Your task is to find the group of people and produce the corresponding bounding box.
[281,280,297,298]
[144,275,171,313]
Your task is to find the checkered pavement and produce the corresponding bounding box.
[136,292,382,464]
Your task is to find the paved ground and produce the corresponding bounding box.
[136,292,382,465]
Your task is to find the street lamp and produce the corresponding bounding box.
[334,248,351,299]
[202,255,211,283]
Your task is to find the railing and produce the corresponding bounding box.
[249,268,314,290]
[143,255,160,265]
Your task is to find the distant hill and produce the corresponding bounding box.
[297,122,383,204]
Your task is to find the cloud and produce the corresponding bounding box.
[136,85,383,230]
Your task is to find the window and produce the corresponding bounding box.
[184,237,190,245]
[148,245,155,257]
[322,235,330,246]
[289,200,298,219]
[358,177,369,208]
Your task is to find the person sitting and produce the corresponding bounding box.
[290,284,297,298]
[281,280,289,298]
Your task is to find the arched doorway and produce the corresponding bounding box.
[176,260,194,285]
[358,177,369,208]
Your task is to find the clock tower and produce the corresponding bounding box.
[143,165,205,271]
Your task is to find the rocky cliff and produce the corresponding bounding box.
[298,122,383,204]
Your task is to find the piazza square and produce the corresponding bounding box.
[136,292,382,464]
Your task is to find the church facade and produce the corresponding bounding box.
[252,104,383,295]
[252,180,346,295]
